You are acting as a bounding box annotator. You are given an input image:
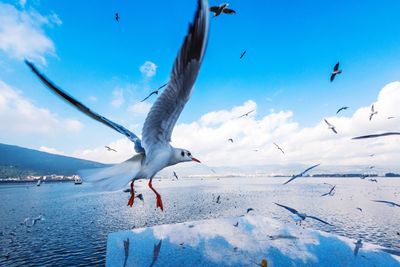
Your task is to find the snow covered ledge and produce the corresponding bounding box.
[106,216,400,266]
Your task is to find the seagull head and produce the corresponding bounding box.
[172,148,201,164]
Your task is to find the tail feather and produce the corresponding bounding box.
[79,154,143,192]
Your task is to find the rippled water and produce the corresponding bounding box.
[0,177,399,266]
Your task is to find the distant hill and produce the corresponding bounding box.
[0,143,106,178]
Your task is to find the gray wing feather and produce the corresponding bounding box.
[141,0,209,154]
[352,132,400,140]
[274,203,299,215]
[25,60,144,154]
[307,215,333,226]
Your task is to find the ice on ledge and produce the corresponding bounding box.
[106,216,400,267]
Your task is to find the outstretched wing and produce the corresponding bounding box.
[307,215,333,226]
[141,0,209,155]
[209,6,219,12]
[352,132,400,140]
[300,163,320,176]
[274,202,299,215]
[324,119,332,127]
[223,8,236,14]
[333,62,339,71]
[25,60,144,154]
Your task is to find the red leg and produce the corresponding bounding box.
[148,179,163,211]
[127,181,135,207]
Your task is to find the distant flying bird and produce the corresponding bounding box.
[173,171,179,180]
[372,200,400,208]
[246,208,254,213]
[321,185,336,197]
[105,146,117,152]
[273,142,285,154]
[115,12,119,22]
[283,163,320,185]
[369,105,378,121]
[354,239,363,256]
[274,203,333,226]
[352,132,400,140]
[228,138,234,143]
[330,62,342,82]
[209,3,236,17]
[387,116,395,119]
[140,83,168,102]
[369,154,375,157]
[324,119,337,134]
[216,195,221,204]
[233,222,239,227]
[368,178,378,183]
[336,106,349,115]
[237,109,255,118]
[25,0,209,212]
[240,50,246,59]
[356,207,363,212]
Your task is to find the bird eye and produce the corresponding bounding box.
[188,152,191,156]
[181,151,185,157]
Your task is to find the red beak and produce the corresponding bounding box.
[191,157,201,163]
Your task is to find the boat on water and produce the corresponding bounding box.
[74,175,82,185]
[36,180,41,186]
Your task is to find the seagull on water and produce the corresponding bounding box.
[209,3,236,17]
[140,83,168,102]
[240,50,246,59]
[330,62,342,82]
[274,203,333,226]
[324,119,337,134]
[372,200,400,207]
[321,185,336,197]
[237,109,255,118]
[105,146,117,152]
[352,132,400,140]
[25,0,210,211]
[283,163,320,185]
[336,106,349,115]
[369,104,378,121]
[273,142,285,154]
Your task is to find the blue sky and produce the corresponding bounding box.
[2,0,400,168]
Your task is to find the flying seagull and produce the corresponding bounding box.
[115,12,120,22]
[246,208,254,213]
[356,207,363,212]
[368,178,378,183]
[240,50,246,59]
[173,171,179,180]
[336,106,349,115]
[324,119,337,134]
[237,109,255,118]
[369,104,378,121]
[283,163,320,185]
[354,239,363,256]
[140,83,168,102]
[209,3,236,17]
[352,132,400,140]
[215,195,221,204]
[321,185,336,197]
[25,0,210,211]
[387,116,395,120]
[372,200,400,207]
[233,222,239,227]
[330,62,342,82]
[105,146,117,152]
[228,138,234,143]
[274,203,333,226]
[273,142,285,154]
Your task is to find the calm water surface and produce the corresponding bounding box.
[0,177,399,266]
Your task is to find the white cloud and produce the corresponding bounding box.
[39,146,65,155]
[71,82,400,173]
[139,61,157,78]
[0,3,61,64]
[18,0,27,8]
[0,80,84,135]
[111,88,124,108]
[88,95,97,102]
[127,101,151,115]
